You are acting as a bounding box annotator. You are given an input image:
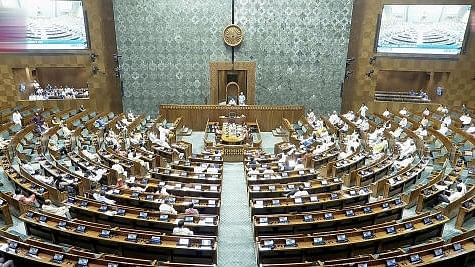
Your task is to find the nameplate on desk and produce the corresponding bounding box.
[259,217,268,224]
[268,185,276,191]
[282,172,288,177]
[252,185,260,191]
[298,170,305,175]
[175,183,182,189]
[177,238,190,247]
[303,182,310,188]
[210,185,218,191]
[294,198,303,204]
[208,200,216,206]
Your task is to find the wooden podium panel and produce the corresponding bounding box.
[159,105,305,132]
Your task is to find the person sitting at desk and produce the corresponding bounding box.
[51,116,61,126]
[13,188,37,206]
[263,165,274,174]
[301,134,316,149]
[460,113,472,128]
[156,185,169,196]
[399,107,408,116]
[228,97,237,106]
[185,203,199,216]
[79,104,86,112]
[382,108,390,118]
[290,186,309,198]
[160,199,177,215]
[329,111,340,125]
[93,191,116,205]
[248,166,259,175]
[42,199,71,219]
[442,115,452,127]
[32,112,47,133]
[438,123,449,136]
[294,159,305,171]
[173,220,194,236]
[116,178,128,190]
[439,186,464,204]
[12,109,22,127]
[307,109,316,124]
[399,117,408,128]
[423,107,430,117]
[32,169,53,185]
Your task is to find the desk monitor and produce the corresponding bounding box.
[76,225,86,233]
[39,215,47,223]
[126,233,137,242]
[52,254,64,263]
[345,210,355,217]
[184,216,194,223]
[410,254,422,264]
[313,237,325,245]
[423,217,433,225]
[285,239,296,247]
[138,212,148,219]
[336,234,348,243]
[385,258,396,267]
[434,248,444,257]
[386,226,396,234]
[259,217,268,224]
[279,217,289,224]
[149,236,161,244]
[99,229,111,238]
[116,208,125,216]
[324,213,334,220]
[303,215,313,222]
[362,230,374,239]
[57,221,67,228]
[453,243,463,251]
[263,240,274,248]
[201,239,212,247]
[77,258,89,267]
[28,247,39,256]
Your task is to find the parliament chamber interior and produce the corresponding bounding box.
[0,0,475,266]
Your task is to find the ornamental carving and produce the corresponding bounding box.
[223,24,243,47]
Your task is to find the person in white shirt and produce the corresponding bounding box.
[341,123,349,132]
[291,186,309,198]
[173,220,194,236]
[415,126,428,138]
[359,103,368,118]
[160,199,178,215]
[263,165,274,174]
[228,97,237,106]
[399,107,408,116]
[382,108,390,118]
[441,106,449,114]
[421,117,429,128]
[422,108,430,117]
[42,199,71,219]
[293,159,305,171]
[12,110,22,126]
[438,123,449,136]
[33,170,54,185]
[329,111,340,125]
[93,191,116,205]
[460,113,472,127]
[238,92,246,106]
[359,119,369,132]
[466,124,475,134]
[399,117,408,128]
[156,185,169,196]
[442,116,452,127]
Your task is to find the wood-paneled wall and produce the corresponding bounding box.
[0,0,122,113]
[342,0,475,114]
[159,104,304,131]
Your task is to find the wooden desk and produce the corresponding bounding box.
[159,104,304,131]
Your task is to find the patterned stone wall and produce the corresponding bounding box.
[113,0,231,114]
[234,0,353,114]
[113,0,354,114]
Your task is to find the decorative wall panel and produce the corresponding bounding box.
[113,0,353,115]
[113,0,231,114]
[234,0,353,114]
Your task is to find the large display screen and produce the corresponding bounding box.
[0,0,88,51]
[376,5,471,55]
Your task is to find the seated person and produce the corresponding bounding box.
[228,97,237,106]
[438,123,449,136]
[439,186,464,204]
[116,178,128,190]
[51,116,61,126]
[399,107,408,116]
[382,108,390,118]
[92,191,116,205]
[156,185,169,196]
[13,188,37,206]
[185,203,199,216]
[422,107,430,117]
[294,159,305,171]
[247,165,259,175]
[42,199,71,219]
[442,115,452,127]
[263,165,274,174]
[290,186,309,198]
[399,117,408,128]
[159,199,177,215]
[32,169,54,185]
[173,220,194,236]
[460,113,472,128]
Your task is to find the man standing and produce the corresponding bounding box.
[12,109,22,127]
[238,92,246,106]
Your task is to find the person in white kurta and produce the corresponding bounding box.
[238,92,246,106]
[12,110,22,126]
[359,103,368,118]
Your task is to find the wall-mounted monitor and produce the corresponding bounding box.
[0,0,89,51]
[376,5,472,56]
